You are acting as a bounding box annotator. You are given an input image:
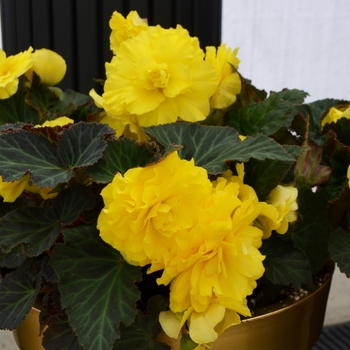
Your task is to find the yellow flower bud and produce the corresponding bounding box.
[267,185,298,234]
[29,48,67,86]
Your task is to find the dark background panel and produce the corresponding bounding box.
[1,0,222,93]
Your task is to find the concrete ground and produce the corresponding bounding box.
[1,266,350,349]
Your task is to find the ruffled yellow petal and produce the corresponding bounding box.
[109,10,148,54]
[0,47,33,99]
[0,175,29,202]
[188,303,226,344]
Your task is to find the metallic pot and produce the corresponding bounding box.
[13,262,334,350]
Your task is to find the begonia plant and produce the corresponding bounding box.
[0,9,349,350]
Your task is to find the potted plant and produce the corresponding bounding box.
[0,9,349,350]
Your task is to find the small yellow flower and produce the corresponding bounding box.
[0,47,33,99]
[97,151,212,267]
[205,44,242,109]
[0,175,29,202]
[95,23,218,138]
[347,165,350,189]
[27,48,67,86]
[109,10,148,54]
[321,105,350,128]
[265,185,298,234]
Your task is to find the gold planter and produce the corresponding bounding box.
[13,305,44,350]
[159,262,335,350]
[13,263,334,350]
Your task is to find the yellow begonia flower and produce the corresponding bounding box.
[36,116,74,128]
[26,48,67,86]
[0,175,30,202]
[321,105,350,128]
[205,44,242,109]
[109,10,148,55]
[97,151,212,267]
[156,168,265,344]
[95,23,218,139]
[0,47,33,99]
[265,185,298,234]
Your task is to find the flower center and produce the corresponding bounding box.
[148,63,169,89]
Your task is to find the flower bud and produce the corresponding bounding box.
[29,49,67,85]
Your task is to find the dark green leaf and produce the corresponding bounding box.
[50,225,142,350]
[0,244,27,268]
[41,256,59,284]
[244,159,292,200]
[225,89,308,136]
[179,333,198,350]
[322,131,350,201]
[0,129,73,186]
[306,99,347,144]
[53,185,95,225]
[283,144,305,159]
[260,234,313,289]
[113,311,170,350]
[0,197,23,218]
[43,313,84,350]
[88,139,156,182]
[322,116,350,148]
[292,187,330,273]
[62,90,99,123]
[234,76,267,108]
[114,296,170,350]
[0,259,41,329]
[145,123,295,175]
[329,228,350,277]
[58,122,113,168]
[0,207,61,256]
[26,74,73,119]
[0,77,40,125]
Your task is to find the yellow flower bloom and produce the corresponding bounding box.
[205,44,241,109]
[156,169,264,344]
[321,105,350,128]
[97,24,218,138]
[109,10,148,54]
[97,151,212,267]
[0,175,29,202]
[348,165,350,188]
[36,116,74,128]
[265,185,298,234]
[27,48,67,86]
[0,47,33,99]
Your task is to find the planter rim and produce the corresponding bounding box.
[241,260,335,324]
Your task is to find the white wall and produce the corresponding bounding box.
[222,0,350,102]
